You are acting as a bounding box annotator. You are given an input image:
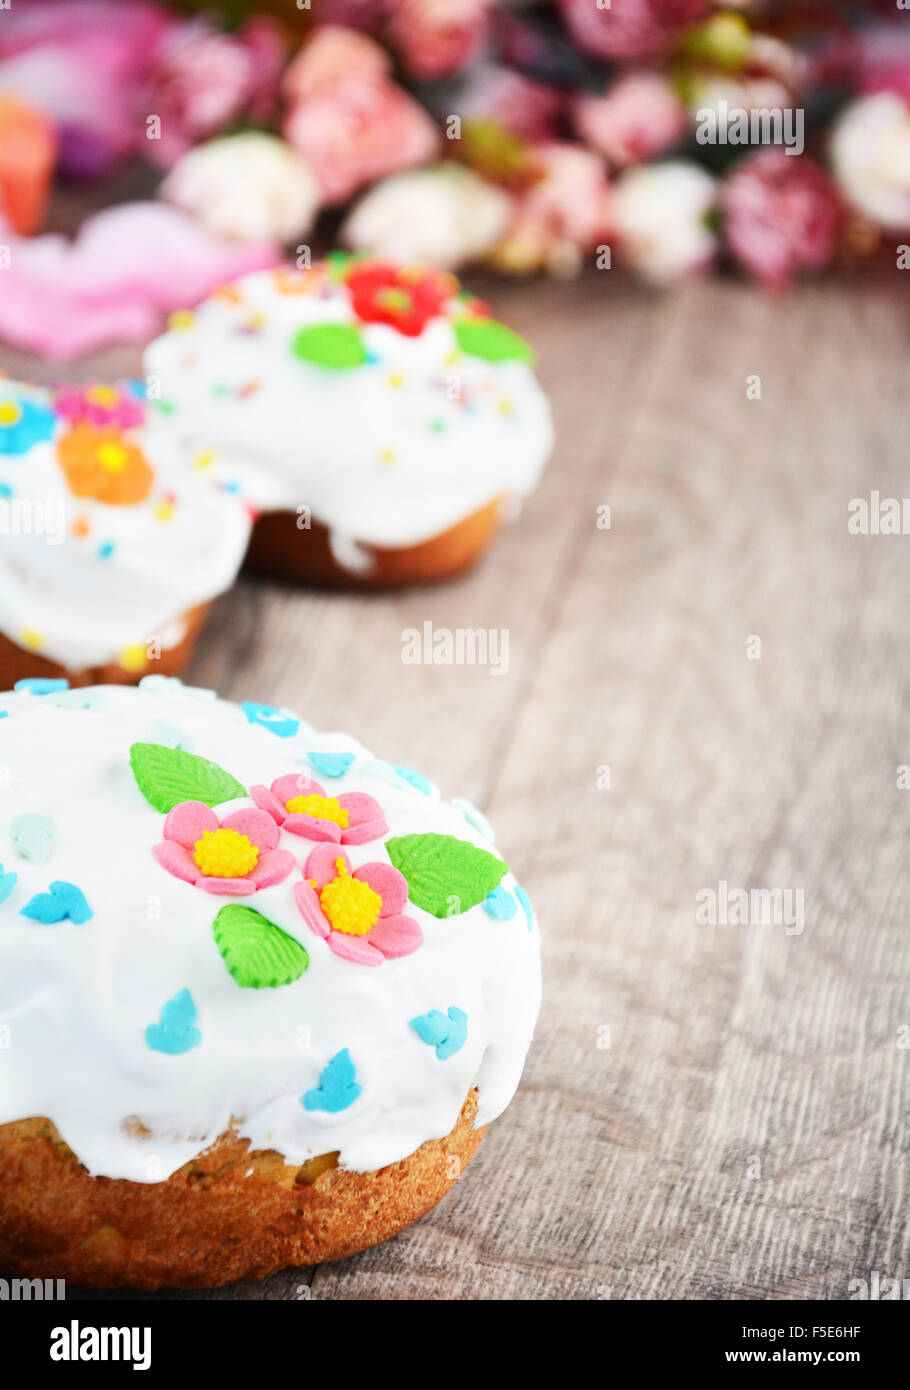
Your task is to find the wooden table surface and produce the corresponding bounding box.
[5,264,909,1302]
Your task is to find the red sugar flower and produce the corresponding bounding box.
[344,260,456,337]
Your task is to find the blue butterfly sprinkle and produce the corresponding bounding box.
[10,814,57,866]
[97,541,116,560]
[146,989,202,1056]
[13,677,69,695]
[44,688,108,711]
[410,1007,468,1061]
[514,884,534,931]
[20,880,93,925]
[393,764,432,796]
[0,482,13,499]
[484,885,518,921]
[302,1048,361,1113]
[307,750,354,778]
[0,711,7,720]
[0,864,18,904]
[145,719,194,751]
[242,701,300,738]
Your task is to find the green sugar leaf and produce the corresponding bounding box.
[129,743,247,813]
[291,322,368,370]
[385,833,508,919]
[453,317,535,365]
[212,904,309,990]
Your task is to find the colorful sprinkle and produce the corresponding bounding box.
[144,719,195,751]
[393,765,432,796]
[0,864,18,904]
[306,750,354,779]
[145,989,202,1056]
[10,814,57,866]
[20,880,93,925]
[13,678,68,695]
[410,1007,468,1061]
[139,675,215,700]
[242,701,301,739]
[484,885,518,921]
[44,689,108,711]
[302,1048,362,1113]
[514,884,534,931]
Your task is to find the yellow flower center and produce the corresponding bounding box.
[0,401,22,427]
[96,441,128,473]
[377,287,412,315]
[193,827,259,879]
[315,858,381,937]
[286,793,349,829]
[85,385,119,408]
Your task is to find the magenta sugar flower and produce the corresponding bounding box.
[54,382,145,430]
[153,800,295,896]
[295,844,422,966]
[250,773,388,846]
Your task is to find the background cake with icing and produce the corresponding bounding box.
[0,678,540,1288]
[143,255,554,586]
[0,380,251,689]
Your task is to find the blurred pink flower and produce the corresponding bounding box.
[559,0,708,63]
[318,0,396,29]
[861,61,910,106]
[282,27,439,205]
[721,150,843,289]
[573,72,686,169]
[492,143,611,276]
[0,202,279,361]
[386,0,490,81]
[145,18,285,169]
[0,1,176,178]
[459,66,563,143]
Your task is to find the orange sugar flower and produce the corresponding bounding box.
[57,424,154,506]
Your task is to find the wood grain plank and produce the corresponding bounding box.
[6,267,909,1300]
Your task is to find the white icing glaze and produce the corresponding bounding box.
[142,262,554,550]
[0,383,251,670]
[0,681,540,1182]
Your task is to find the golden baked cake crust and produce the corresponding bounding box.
[244,501,504,589]
[0,1094,483,1289]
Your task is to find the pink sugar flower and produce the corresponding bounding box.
[295,845,422,966]
[721,149,843,289]
[250,773,388,847]
[153,800,295,897]
[54,382,144,430]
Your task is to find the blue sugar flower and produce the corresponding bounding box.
[0,395,57,456]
